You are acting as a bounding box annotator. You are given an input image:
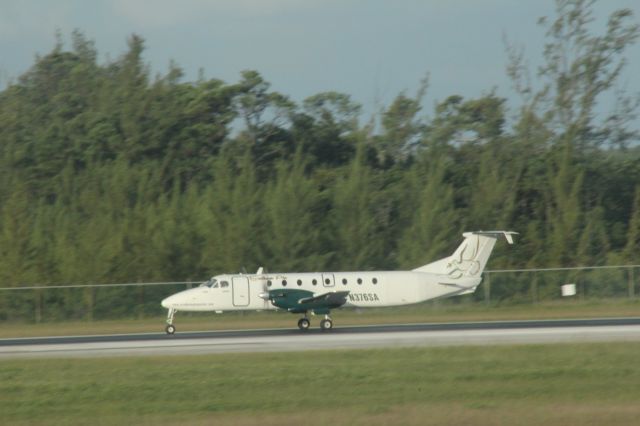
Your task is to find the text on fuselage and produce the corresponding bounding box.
[348,293,380,302]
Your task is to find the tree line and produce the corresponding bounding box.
[1,0,639,316]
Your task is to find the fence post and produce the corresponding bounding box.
[484,273,491,305]
[35,289,42,323]
[531,274,538,304]
[139,285,145,319]
[85,287,94,321]
[629,267,635,299]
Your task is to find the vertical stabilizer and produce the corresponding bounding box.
[413,231,516,278]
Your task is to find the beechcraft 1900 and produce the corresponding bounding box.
[160,230,516,334]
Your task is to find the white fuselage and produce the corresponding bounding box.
[161,270,482,312]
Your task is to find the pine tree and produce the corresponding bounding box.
[330,142,383,270]
[396,158,458,269]
[261,151,327,271]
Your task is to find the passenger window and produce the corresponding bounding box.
[282,280,287,286]
[297,279,302,286]
[221,281,229,288]
[267,280,272,287]
[357,278,362,285]
[342,278,347,285]
[325,278,331,285]
[312,279,317,286]
[372,278,378,285]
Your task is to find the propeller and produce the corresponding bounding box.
[256,266,271,309]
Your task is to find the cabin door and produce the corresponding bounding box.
[232,277,250,307]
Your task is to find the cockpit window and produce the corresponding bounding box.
[200,278,218,288]
[220,281,229,288]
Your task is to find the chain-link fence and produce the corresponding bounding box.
[0,282,194,323]
[0,265,637,323]
[482,265,638,304]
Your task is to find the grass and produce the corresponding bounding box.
[1,297,639,338]
[1,342,640,425]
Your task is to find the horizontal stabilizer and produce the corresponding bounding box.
[464,231,518,245]
[438,281,478,295]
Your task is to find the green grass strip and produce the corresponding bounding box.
[2,342,640,425]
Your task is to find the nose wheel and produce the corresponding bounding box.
[165,308,176,335]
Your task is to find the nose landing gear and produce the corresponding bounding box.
[165,308,176,335]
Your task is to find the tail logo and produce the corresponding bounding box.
[446,237,481,278]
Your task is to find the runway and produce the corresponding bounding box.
[2,317,640,358]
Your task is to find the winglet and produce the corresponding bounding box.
[504,232,516,245]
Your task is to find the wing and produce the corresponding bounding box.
[266,289,350,313]
[299,291,350,308]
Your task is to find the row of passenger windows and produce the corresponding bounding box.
[266,277,378,287]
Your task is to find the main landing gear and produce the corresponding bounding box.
[165,308,176,335]
[297,314,333,331]
[320,315,333,331]
[297,317,311,330]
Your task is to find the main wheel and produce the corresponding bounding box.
[165,324,176,335]
[298,318,311,331]
[320,319,333,331]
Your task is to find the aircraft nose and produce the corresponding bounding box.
[161,295,175,309]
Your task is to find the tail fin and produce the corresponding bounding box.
[413,231,517,278]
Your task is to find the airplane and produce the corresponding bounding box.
[160,230,516,334]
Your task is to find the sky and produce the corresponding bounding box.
[1,0,639,120]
